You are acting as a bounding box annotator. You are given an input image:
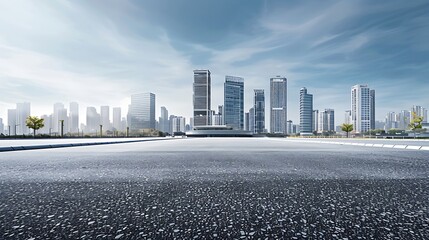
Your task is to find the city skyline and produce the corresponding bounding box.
[0,1,429,127]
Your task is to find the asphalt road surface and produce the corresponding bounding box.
[1,138,428,239]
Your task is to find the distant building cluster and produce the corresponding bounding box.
[1,70,427,137]
[384,106,427,131]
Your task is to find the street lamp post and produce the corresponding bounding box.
[59,120,64,138]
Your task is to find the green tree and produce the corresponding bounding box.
[341,123,353,138]
[409,111,423,139]
[26,116,45,137]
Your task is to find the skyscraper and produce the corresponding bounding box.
[300,87,313,135]
[270,76,287,134]
[53,103,65,134]
[16,102,30,135]
[224,75,244,130]
[254,89,265,133]
[159,106,169,133]
[344,110,352,124]
[58,108,68,134]
[412,105,427,123]
[171,116,186,133]
[112,107,122,131]
[384,112,398,130]
[129,92,156,131]
[248,107,255,133]
[193,70,211,126]
[370,90,375,130]
[40,114,52,134]
[351,84,374,134]
[69,102,79,133]
[398,110,411,130]
[86,107,100,133]
[312,110,319,133]
[100,106,110,130]
[325,109,335,132]
[287,120,293,135]
[245,112,250,131]
[318,109,335,133]
[7,109,17,135]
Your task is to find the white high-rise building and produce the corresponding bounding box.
[7,109,17,135]
[58,108,68,135]
[69,102,79,133]
[53,103,65,134]
[312,110,319,132]
[86,107,100,133]
[248,107,255,133]
[351,85,374,134]
[112,107,122,131]
[16,102,31,135]
[171,116,186,133]
[270,76,287,134]
[39,114,52,134]
[384,112,397,131]
[159,106,169,133]
[317,109,335,133]
[344,110,352,124]
[100,106,110,130]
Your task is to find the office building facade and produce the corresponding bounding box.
[100,106,110,130]
[270,76,287,134]
[351,84,374,134]
[7,109,17,135]
[193,70,211,126]
[112,107,122,131]
[318,109,335,133]
[69,102,79,133]
[86,107,100,133]
[16,102,30,135]
[412,105,427,123]
[224,76,244,130]
[254,89,265,133]
[129,92,156,131]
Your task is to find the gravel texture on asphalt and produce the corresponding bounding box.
[0,138,428,239]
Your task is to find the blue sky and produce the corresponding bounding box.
[0,0,428,127]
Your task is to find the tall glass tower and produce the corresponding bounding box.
[254,89,265,133]
[299,87,313,135]
[270,76,287,134]
[129,92,156,131]
[224,76,244,130]
[193,70,211,126]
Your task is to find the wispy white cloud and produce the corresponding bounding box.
[0,0,428,128]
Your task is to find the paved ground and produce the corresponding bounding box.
[0,138,428,239]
